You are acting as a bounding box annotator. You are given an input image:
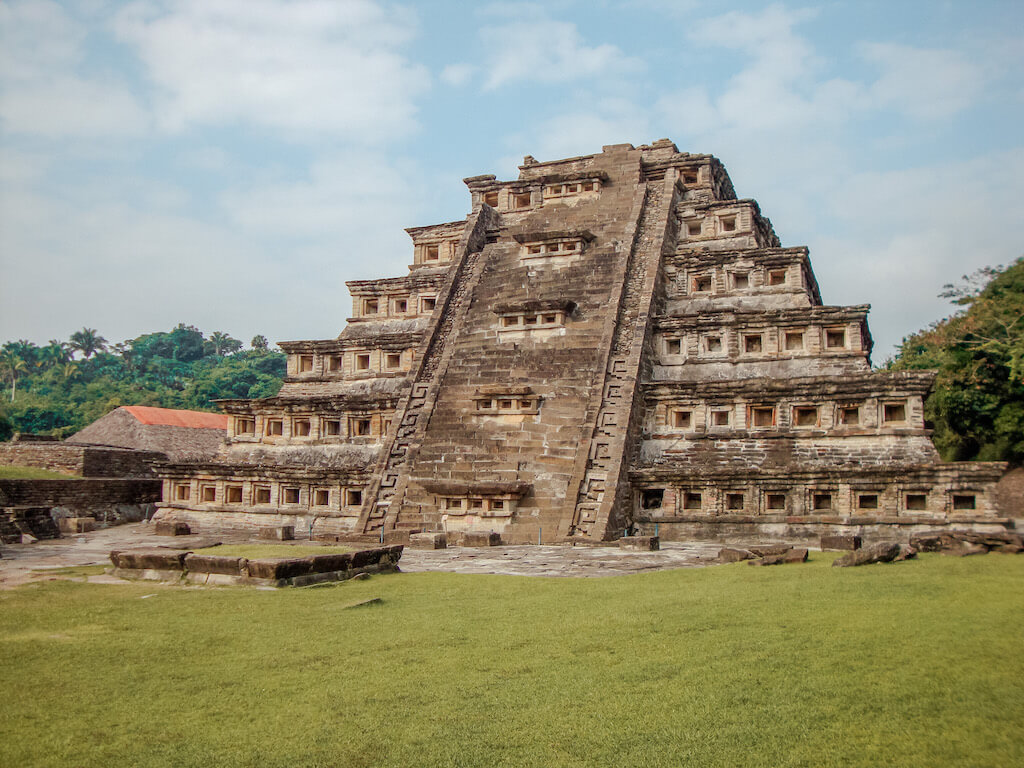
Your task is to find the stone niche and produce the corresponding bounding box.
[472,385,542,420]
[514,230,595,269]
[417,479,531,535]
[493,299,577,342]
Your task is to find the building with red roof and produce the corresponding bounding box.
[67,406,227,462]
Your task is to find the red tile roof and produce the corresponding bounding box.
[121,406,228,430]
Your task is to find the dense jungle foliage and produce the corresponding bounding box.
[0,325,285,440]
[889,258,1024,464]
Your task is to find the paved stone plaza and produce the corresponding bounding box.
[0,522,724,588]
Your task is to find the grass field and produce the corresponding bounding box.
[0,464,77,479]
[1,552,1022,767]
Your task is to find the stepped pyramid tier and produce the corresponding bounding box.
[155,140,1010,544]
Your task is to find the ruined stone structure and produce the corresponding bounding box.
[155,141,1010,544]
[68,405,229,461]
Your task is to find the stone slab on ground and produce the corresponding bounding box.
[459,531,501,547]
[155,521,191,536]
[58,517,96,534]
[619,536,659,551]
[749,548,808,566]
[718,547,754,563]
[399,542,723,577]
[258,526,294,541]
[2,522,741,585]
[409,532,447,549]
[833,541,904,567]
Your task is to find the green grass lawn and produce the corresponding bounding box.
[194,544,354,559]
[0,463,77,479]
[1,553,1022,767]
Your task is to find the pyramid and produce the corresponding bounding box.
[156,140,1009,544]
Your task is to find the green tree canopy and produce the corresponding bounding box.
[69,328,108,359]
[890,258,1024,463]
[0,325,285,438]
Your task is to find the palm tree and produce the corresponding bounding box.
[0,351,28,402]
[61,363,79,382]
[251,334,269,351]
[39,340,72,369]
[69,328,108,359]
[208,331,242,356]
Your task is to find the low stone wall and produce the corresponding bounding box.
[0,478,161,506]
[638,515,1016,546]
[151,508,359,540]
[0,478,161,535]
[0,442,163,477]
[109,545,404,587]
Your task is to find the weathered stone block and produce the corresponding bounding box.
[183,554,247,575]
[820,535,861,551]
[349,548,377,568]
[155,521,191,536]
[749,548,808,566]
[307,553,353,573]
[382,530,411,545]
[895,544,917,561]
[59,517,95,534]
[718,547,754,563]
[944,542,988,557]
[246,557,313,580]
[409,532,447,549]
[832,541,902,567]
[113,549,189,570]
[460,531,501,547]
[748,545,791,557]
[619,535,659,551]
[258,526,294,541]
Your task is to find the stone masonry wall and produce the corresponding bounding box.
[0,478,161,507]
[0,442,162,477]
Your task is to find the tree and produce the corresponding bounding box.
[0,322,286,438]
[891,258,1024,463]
[40,340,72,369]
[938,264,1024,384]
[0,349,28,402]
[69,328,108,359]
[251,334,269,351]
[206,331,243,357]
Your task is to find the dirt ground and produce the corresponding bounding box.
[0,522,724,588]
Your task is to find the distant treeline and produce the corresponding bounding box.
[0,325,285,440]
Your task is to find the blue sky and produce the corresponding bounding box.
[1,0,1021,360]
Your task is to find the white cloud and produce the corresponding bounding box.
[0,145,430,345]
[480,15,643,90]
[220,151,419,245]
[663,5,866,134]
[177,145,229,172]
[1,75,151,138]
[113,0,429,141]
[440,63,475,87]
[661,6,992,141]
[859,43,985,120]
[0,0,150,137]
